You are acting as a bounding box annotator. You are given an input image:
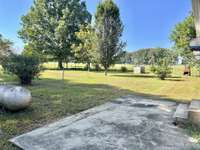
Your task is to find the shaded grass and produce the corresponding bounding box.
[0,78,131,149]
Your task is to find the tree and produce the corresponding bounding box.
[0,34,13,63]
[22,44,44,58]
[19,0,91,69]
[95,0,125,76]
[71,25,97,71]
[118,51,133,64]
[170,14,196,66]
[131,48,152,65]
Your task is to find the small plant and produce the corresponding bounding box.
[151,58,172,80]
[153,65,172,80]
[2,54,43,85]
[121,66,128,72]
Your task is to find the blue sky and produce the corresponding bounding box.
[0,0,192,52]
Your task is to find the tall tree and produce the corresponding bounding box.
[19,0,91,69]
[0,34,13,63]
[95,0,125,76]
[170,14,196,66]
[71,25,97,71]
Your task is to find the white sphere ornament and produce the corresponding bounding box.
[0,86,32,111]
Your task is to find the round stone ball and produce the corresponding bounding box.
[0,86,31,111]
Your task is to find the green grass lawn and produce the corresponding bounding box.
[41,68,200,102]
[1,66,200,149]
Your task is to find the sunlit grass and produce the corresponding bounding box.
[41,67,200,102]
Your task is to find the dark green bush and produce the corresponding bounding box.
[2,54,43,85]
[121,66,128,72]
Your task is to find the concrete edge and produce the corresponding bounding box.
[9,95,177,149]
[9,101,117,149]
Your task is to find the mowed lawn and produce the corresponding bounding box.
[42,67,200,102]
[1,65,200,149]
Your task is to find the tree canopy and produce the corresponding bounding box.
[19,0,91,69]
[0,34,13,63]
[71,25,97,71]
[170,14,196,65]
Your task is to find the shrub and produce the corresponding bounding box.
[121,66,128,72]
[150,65,156,73]
[153,65,172,80]
[2,54,43,85]
[150,52,173,80]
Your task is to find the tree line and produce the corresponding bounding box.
[120,48,177,65]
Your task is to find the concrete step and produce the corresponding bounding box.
[188,100,200,127]
[189,100,200,111]
[173,104,189,124]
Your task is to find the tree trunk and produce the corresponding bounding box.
[62,69,65,81]
[105,68,108,76]
[58,60,63,70]
[20,76,32,85]
[87,62,90,72]
[66,63,68,70]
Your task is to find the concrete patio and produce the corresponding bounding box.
[10,95,200,150]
